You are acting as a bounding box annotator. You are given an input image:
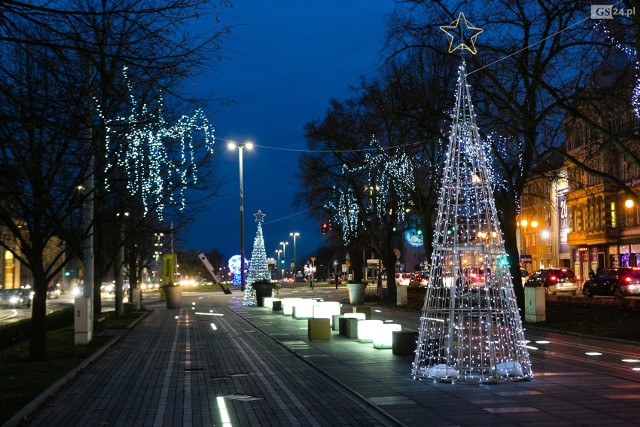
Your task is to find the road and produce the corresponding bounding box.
[0,292,125,325]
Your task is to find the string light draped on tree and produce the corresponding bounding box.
[412,13,532,384]
[326,137,414,243]
[101,68,215,219]
[593,21,640,119]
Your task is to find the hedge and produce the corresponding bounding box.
[0,307,74,350]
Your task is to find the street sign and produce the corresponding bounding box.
[310,257,316,263]
[519,254,532,263]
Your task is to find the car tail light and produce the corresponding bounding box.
[623,276,633,284]
[549,275,557,282]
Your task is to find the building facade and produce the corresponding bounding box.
[560,61,640,281]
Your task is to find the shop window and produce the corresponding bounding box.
[611,202,617,228]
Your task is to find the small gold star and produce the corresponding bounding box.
[253,209,266,223]
[440,12,483,55]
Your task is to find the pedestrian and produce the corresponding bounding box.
[335,274,340,289]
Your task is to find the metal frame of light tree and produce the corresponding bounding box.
[412,13,532,384]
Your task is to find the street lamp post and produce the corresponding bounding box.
[289,232,299,273]
[228,141,253,291]
[279,241,288,275]
[275,249,282,279]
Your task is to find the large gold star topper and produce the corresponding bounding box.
[440,12,483,55]
[253,209,266,223]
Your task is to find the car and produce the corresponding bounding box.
[395,273,411,286]
[582,267,640,298]
[0,288,32,308]
[47,283,61,299]
[409,273,427,287]
[525,268,580,295]
[463,267,491,287]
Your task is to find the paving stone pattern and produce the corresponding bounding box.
[21,287,640,426]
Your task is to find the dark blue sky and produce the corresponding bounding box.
[183,2,397,264]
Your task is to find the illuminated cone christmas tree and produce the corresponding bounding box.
[244,210,270,306]
[412,14,532,383]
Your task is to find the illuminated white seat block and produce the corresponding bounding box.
[313,301,341,326]
[343,312,366,320]
[373,323,401,349]
[263,297,280,309]
[281,298,303,316]
[293,299,315,319]
[357,320,383,343]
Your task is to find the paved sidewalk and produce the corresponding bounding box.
[13,287,640,426]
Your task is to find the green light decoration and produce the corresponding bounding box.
[412,16,532,384]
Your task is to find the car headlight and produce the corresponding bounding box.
[9,296,18,304]
[72,287,82,297]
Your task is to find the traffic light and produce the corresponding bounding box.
[321,223,328,235]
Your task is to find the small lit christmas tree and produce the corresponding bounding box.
[244,210,271,306]
[412,13,532,383]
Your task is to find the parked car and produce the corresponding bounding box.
[47,283,61,299]
[395,273,411,286]
[409,273,427,287]
[464,267,491,287]
[582,267,640,298]
[525,268,580,295]
[0,288,32,308]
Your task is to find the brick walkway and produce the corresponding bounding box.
[14,287,640,426]
[24,291,395,426]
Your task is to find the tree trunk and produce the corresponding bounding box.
[500,199,525,315]
[29,272,48,361]
[383,253,397,304]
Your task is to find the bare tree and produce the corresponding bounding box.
[0,0,230,360]
[386,0,597,310]
[299,53,453,300]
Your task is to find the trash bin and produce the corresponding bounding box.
[524,285,545,322]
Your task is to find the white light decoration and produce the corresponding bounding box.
[245,210,271,306]
[373,323,402,349]
[593,22,640,119]
[281,298,303,316]
[262,297,281,309]
[412,18,532,384]
[325,138,415,243]
[101,68,215,219]
[313,301,342,326]
[293,299,316,319]
[357,319,383,343]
